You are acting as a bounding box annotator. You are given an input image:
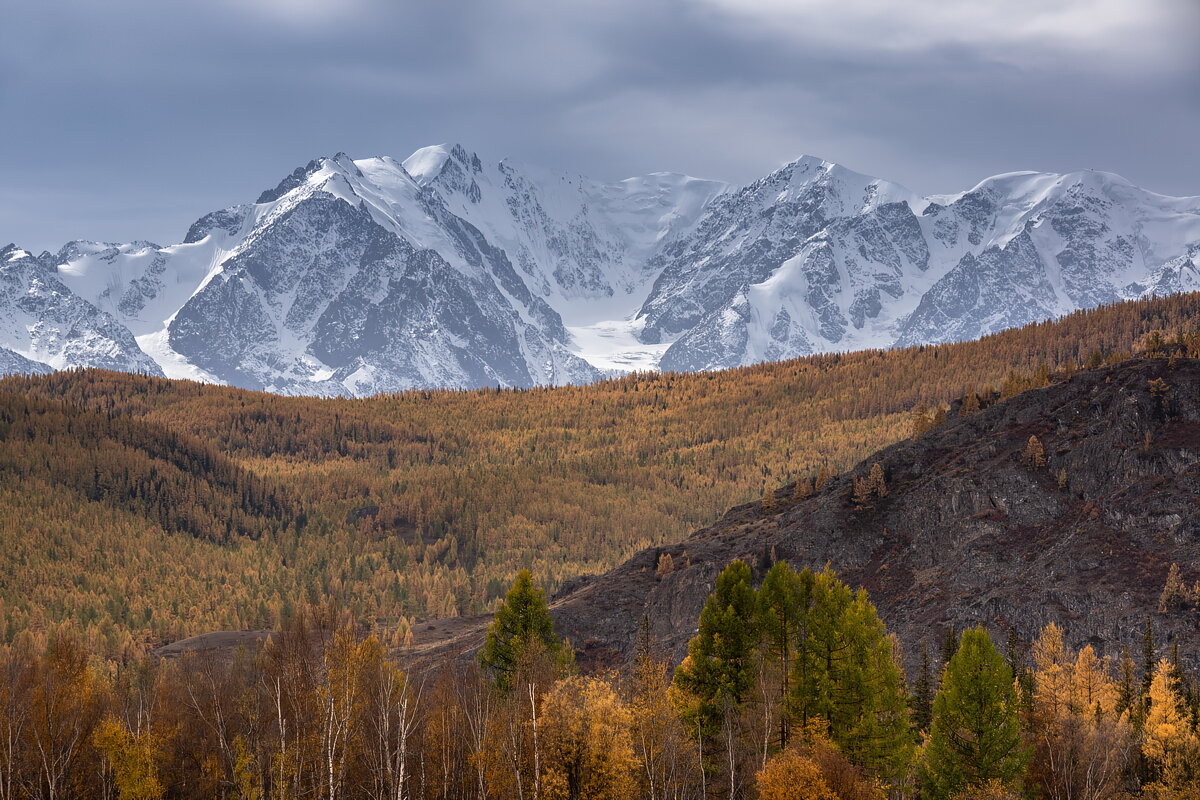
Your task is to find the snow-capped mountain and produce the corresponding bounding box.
[0,244,163,377]
[2,147,1198,393]
[651,164,1200,371]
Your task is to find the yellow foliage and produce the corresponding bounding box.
[756,749,837,800]
[1144,659,1198,775]
[6,291,1200,648]
[93,715,165,800]
[540,675,637,800]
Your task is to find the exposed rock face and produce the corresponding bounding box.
[0,346,51,377]
[409,359,1200,671]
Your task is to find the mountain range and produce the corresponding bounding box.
[4,145,1200,394]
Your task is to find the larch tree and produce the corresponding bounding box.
[540,675,637,800]
[673,560,759,728]
[920,627,1027,800]
[757,561,807,750]
[1028,624,1133,800]
[1024,436,1047,469]
[789,570,914,788]
[1142,658,1200,793]
[912,642,934,734]
[1142,619,1157,703]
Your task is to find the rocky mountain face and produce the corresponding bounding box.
[4,149,1199,393]
[652,168,1200,371]
[403,358,1200,671]
[0,244,162,378]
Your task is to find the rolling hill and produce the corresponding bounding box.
[5,292,1200,655]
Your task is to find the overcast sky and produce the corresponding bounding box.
[3,0,1198,252]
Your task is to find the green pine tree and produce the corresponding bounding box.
[1117,645,1138,716]
[789,568,914,786]
[478,569,567,690]
[1142,618,1156,701]
[757,560,808,749]
[674,559,759,734]
[940,625,959,674]
[829,592,914,785]
[920,627,1027,800]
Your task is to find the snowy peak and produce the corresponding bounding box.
[644,158,1200,372]
[751,155,918,215]
[0,245,163,376]
[2,244,33,263]
[401,143,481,187]
[3,147,1198,394]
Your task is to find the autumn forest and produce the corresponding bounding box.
[5,293,1200,798]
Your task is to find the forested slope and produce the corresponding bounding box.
[5,293,1200,653]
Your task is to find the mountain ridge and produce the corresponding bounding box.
[3,147,1199,393]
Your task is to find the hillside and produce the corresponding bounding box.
[5,293,1200,654]
[512,356,1200,671]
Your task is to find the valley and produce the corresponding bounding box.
[4,292,1200,657]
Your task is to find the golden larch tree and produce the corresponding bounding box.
[540,675,637,800]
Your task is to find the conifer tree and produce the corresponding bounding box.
[1158,563,1188,613]
[479,570,567,691]
[1028,625,1133,800]
[868,462,888,497]
[673,560,759,799]
[961,390,981,416]
[1024,435,1047,469]
[940,626,959,674]
[673,560,758,731]
[1142,619,1156,702]
[920,627,1027,800]
[789,570,914,786]
[1143,658,1200,792]
[829,594,913,784]
[757,561,807,749]
[1116,646,1137,716]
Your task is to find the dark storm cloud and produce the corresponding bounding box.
[2,0,1197,251]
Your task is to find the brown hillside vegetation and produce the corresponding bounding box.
[525,356,1200,676]
[5,292,1200,653]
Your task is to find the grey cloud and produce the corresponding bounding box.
[1,0,1196,252]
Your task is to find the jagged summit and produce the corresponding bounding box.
[3,146,1199,391]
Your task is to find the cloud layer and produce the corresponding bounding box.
[2,0,1197,251]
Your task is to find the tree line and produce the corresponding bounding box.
[1,565,1197,800]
